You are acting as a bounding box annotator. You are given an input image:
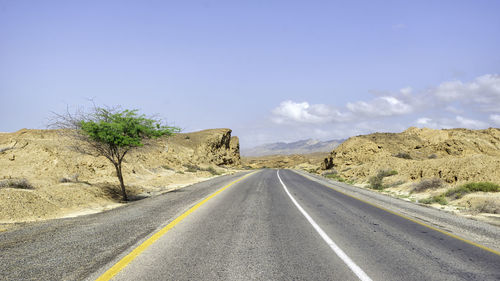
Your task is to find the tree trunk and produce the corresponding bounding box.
[115,164,128,201]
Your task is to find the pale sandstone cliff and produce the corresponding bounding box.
[0,128,240,223]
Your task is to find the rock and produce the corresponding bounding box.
[322,127,500,186]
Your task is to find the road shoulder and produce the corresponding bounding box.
[292,169,500,253]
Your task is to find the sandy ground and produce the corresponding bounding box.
[0,128,242,232]
[350,180,500,227]
[0,168,239,232]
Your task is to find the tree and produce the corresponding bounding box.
[52,106,180,201]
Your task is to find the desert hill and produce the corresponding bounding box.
[320,127,500,223]
[242,139,343,156]
[242,152,328,171]
[0,128,240,224]
[322,127,500,185]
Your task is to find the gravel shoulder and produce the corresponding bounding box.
[293,169,500,253]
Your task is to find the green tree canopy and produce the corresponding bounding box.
[67,106,180,201]
[80,108,178,148]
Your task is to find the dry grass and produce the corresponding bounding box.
[445,182,499,200]
[474,199,500,214]
[369,169,398,190]
[411,178,443,192]
[393,152,412,159]
[0,178,34,190]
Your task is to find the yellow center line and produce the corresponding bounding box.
[95,171,258,281]
[293,170,500,257]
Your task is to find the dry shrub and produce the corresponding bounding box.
[394,152,412,159]
[369,169,398,190]
[475,200,500,214]
[412,178,443,192]
[0,178,34,189]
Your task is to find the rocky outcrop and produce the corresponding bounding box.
[323,127,500,185]
[0,128,241,186]
[0,128,241,223]
[165,129,240,166]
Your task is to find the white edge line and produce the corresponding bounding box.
[277,170,372,281]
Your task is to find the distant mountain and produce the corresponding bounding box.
[242,139,344,156]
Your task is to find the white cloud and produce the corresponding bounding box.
[268,74,500,143]
[489,114,500,125]
[414,116,487,129]
[271,100,346,124]
[432,74,500,111]
[416,117,432,125]
[400,87,412,95]
[271,96,412,125]
[346,96,412,117]
[414,117,445,129]
[455,116,488,129]
[433,80,465,101]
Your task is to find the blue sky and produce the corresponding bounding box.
[1,0,499,148]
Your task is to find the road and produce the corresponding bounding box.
[1,169,499,280]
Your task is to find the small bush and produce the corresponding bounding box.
[462,182,499,192]
[428,154,438,159]
[184,164,200,173]
[368,169,398,190]
[183,164,220,175]
[412,178,443,192]
[0,178,34,189]
[204,166,220,176]
[444,186,469,200]
[394,152,412,159]
[379,170,398,177]
[162,165,174,171]
[445,182,499,200]
[60,178,72,183]
[420,195,448,205]
[325,173,346,182]
[368,175,384,190]
[323,171,345,182]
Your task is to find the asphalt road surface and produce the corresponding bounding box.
[1,169,499,280]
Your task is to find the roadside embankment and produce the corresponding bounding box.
[0,128,241,228]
